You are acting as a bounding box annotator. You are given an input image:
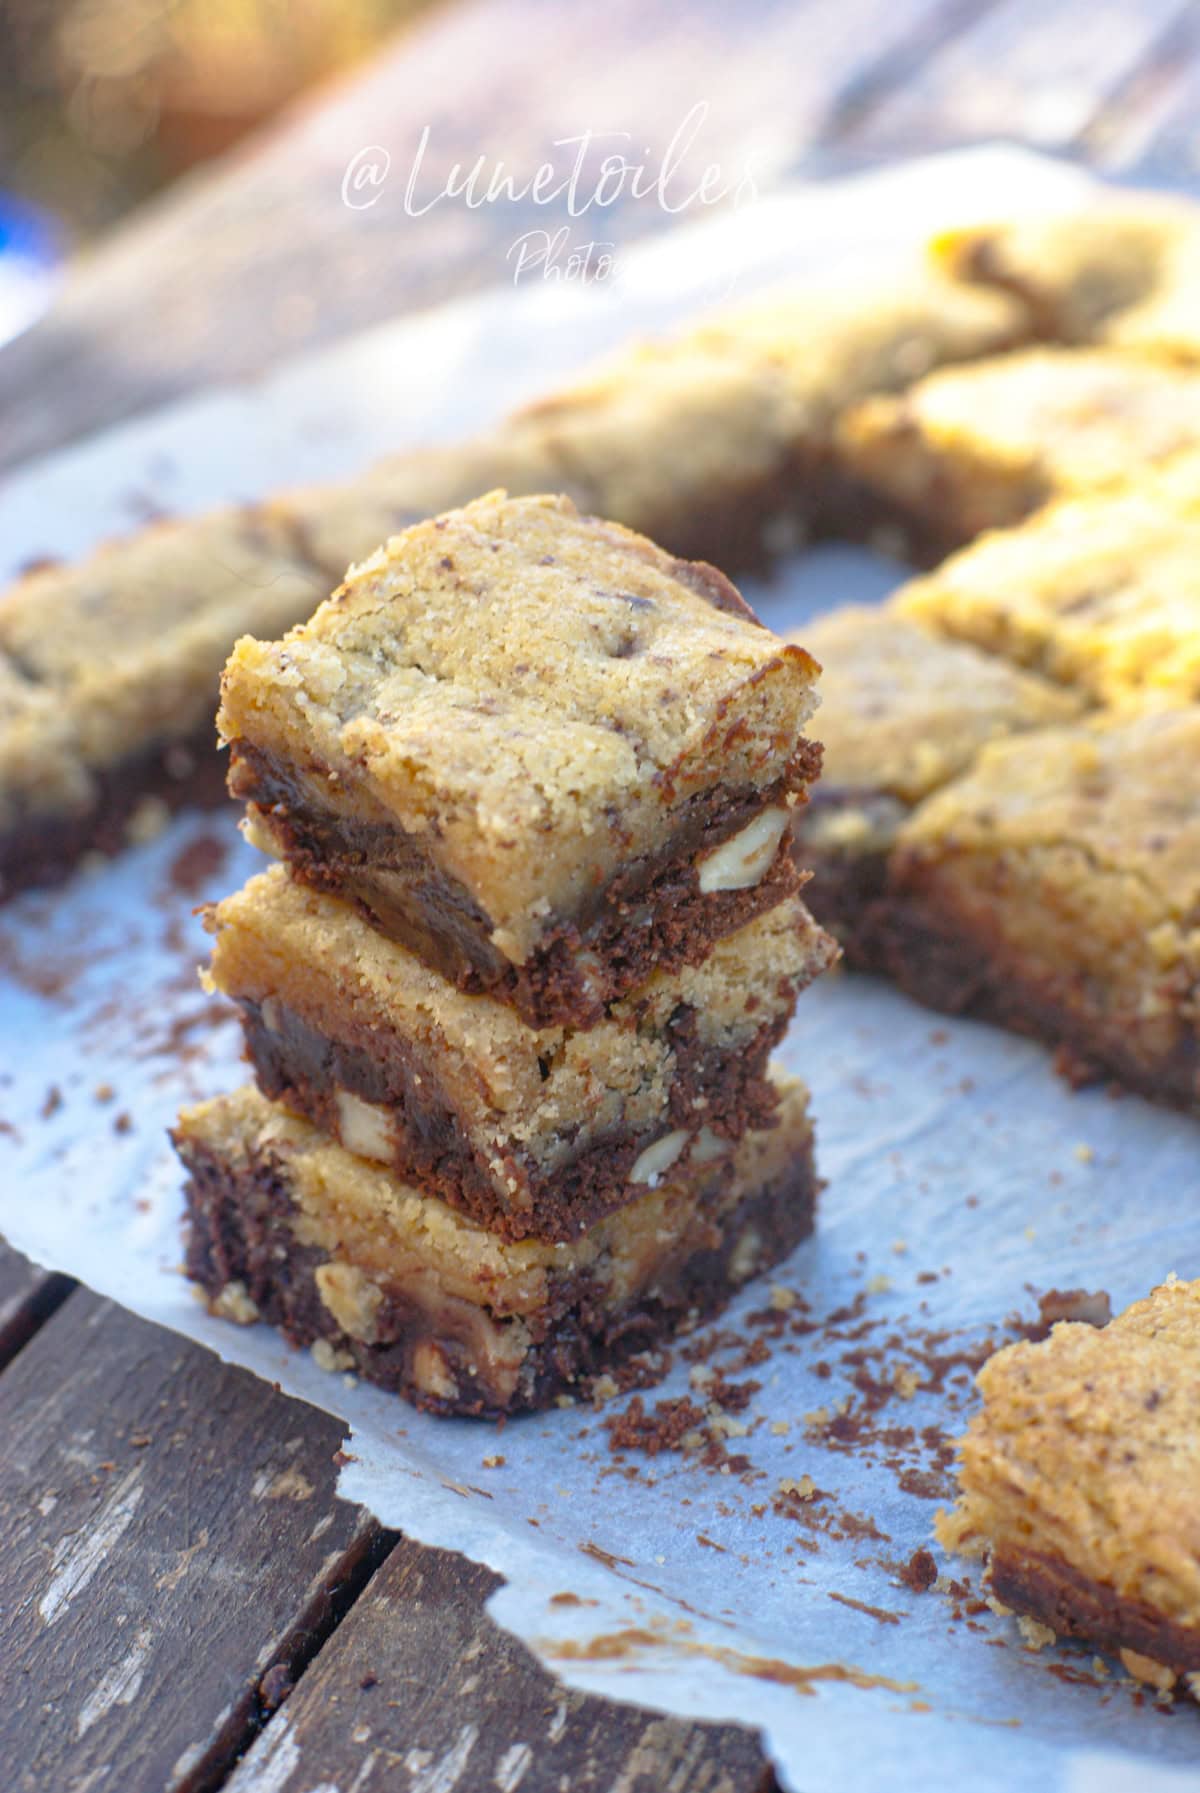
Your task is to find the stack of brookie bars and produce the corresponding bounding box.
[171,492,837,1415]
[5,185,1200,1683]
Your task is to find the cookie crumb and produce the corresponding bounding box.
[1016,1615,1056,1651]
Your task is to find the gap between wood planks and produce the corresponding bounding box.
[0,1250,775,1793]
[179,1527,399,1793]
[218,1538,778,1793]
[0,1253,400,1793]
[0,1243,75,1369]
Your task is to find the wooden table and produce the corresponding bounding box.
[2,2,1198,1785]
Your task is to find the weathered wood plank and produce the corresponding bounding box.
[0,0,973,474]
[223,1537,774,1793]
[0,1289,391,1793]
[0,1239,73,1369]
[841,0,1194,156]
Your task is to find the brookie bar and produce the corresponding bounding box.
[205,864,836,1241]
[0,656,97,900]
[835,348,1200,552]
[0,507,324,900]
[220,491,824,1028]
[894,449,1200,708]
[880,705,1200,1110]
[788,608,1081,964]
[175,1073,819,1418]
[491,268,1026,565]
[284,269,1025,578]
[934,194,1200,360]
[938,1276,1200,1692]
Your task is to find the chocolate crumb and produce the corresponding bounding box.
[604,1393,707,1456]
[703,1370,761,1414]
[167,832,230,897]
[259,1664,293,1711]
[1012,1288,1113,1342]
[899,1547,938,1593]
[898,1467,956,1501]
[829,1590,902,1625]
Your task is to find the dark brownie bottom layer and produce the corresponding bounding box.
[179,1131,818,1419]
[0,727,228,904]
[877,894,1200,1114]
[989,1548,1200,1680]
[231,744,819,1029]
[791,789,913,972]
[798,842,889,971]
[651,449,986,571]
[240,996,788,1241]
[807,463,974,568]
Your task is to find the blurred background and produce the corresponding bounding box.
[0,0,435,240]
[0,0,436,349]
[2,0,1199,470]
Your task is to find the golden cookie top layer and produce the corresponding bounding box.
[175,1074,810,1319]
[697,268,1024,409]
[897,705,1200,931]
[219,492,820,953]
[0,658,95,825]
[897,452,1200,706]
[939,1277,1200,1632]
[797,607,1081,805]
[0,508,323,765]
[508,338,807,544]
[841,349,1200,505]
[846,347,1200,484]
[934,195,1200,359]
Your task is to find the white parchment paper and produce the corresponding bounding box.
[3,149,1199,1793]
